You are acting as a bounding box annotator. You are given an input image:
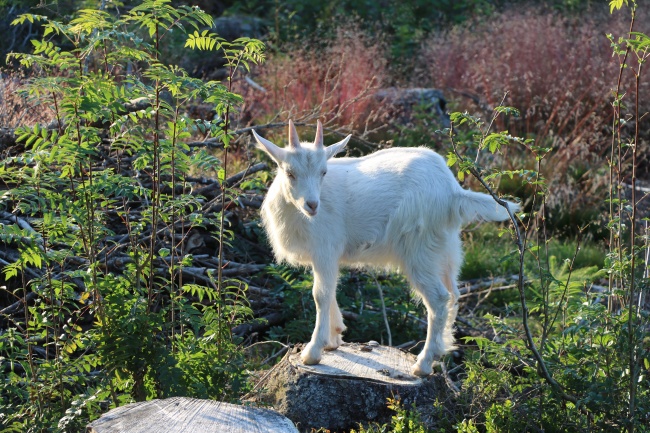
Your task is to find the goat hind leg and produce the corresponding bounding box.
[409,272,451,376]
[442,270,460,352]
[325,298,345,350]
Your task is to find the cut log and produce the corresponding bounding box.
[86,397,298,433]
[252,342,446,431]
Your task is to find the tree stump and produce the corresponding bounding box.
[253,342,445,431]
[87,397,298,433]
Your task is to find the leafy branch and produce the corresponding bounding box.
[1,1,265,428]
[443,107,582,408]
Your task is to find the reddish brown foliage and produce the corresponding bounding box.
[415,7,650,216]
[237,26,389,134]
[418,7,649,164]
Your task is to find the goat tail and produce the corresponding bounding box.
[455,190,520,225]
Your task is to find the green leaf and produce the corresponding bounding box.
[609,0,627,13]
[446,152,457,167]
[494,106,520,117]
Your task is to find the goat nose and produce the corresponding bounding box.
[306,200,318,213]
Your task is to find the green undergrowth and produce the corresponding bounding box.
[263,264,427,348]
[264,223,607,352]
[462,224,605,280]
[0,1,264,430]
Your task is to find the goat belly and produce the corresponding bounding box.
[340,239,400,269]
[341,240,373,261]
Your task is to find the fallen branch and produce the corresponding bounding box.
[232,312,284,337]
[194,162,267,197]
[0,291,37,316]
[458,275,521,297]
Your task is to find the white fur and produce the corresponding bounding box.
[253,120,520,376]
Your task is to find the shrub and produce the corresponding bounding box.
[237,24,388,133]
[419,5,649,233]
[419,6,647,151]
[438,3,650,428]
[230,0,498,59]
[0,2,264,430]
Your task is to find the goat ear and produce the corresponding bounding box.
[314,120,324,148]
[288,119,301,149]
[252,129,285,164]
[325,134,351,159]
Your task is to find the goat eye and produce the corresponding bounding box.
[286,171,296,180]
[322,171,327,177]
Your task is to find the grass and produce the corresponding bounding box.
[462,224,605,280]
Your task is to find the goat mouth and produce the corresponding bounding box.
[304,208,318,217]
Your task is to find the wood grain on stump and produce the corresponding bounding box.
[253,342,444,431]
[86,397,298,433]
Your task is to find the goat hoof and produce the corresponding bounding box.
[325,335,343,351]
[300,344,322,365]
[411,362,433,377]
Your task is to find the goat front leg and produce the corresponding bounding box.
[301,263,339,365]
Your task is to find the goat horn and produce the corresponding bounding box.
[314,120,324,148]
[288,120,301,149]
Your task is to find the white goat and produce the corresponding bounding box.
[252,120,519,376]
